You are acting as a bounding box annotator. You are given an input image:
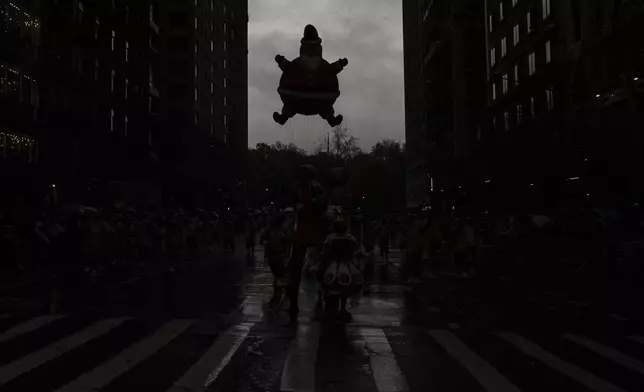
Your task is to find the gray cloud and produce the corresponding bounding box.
[248,0,404,152]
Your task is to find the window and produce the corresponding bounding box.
[211,40,214,52]
[210,19,214,30]
[210,63,214,75]
[223,41,227,51]
[490,48,496,67]
[125,78,128,100]
[210,122,214,135]
[545,41,552,63]
[512,0,518,6]
[194,113,199,125]
[194,87,199,101]
[493,116,497,131]
[210,81,214,94]
[223,59,227,69]
[501,37,507,57]
[223,5,227,14]
[195,0,198,5]
[224,133,228,145]
[527,12,533,32]
[210,102,214,115]
[124,115,128,137]
[94,18,100,40]
[194,16,198,30]
[195,42,199,54]
[500,2,504,20]
[546,87,554,110]
[542,0,551,19]
[492,82,497,100]
[148,97,152,113]
[110,109,115,132]
[488,14,493,33]
[110,70,115,92]
[223,78,227,88]
[528,52,536,75]
[224,96,227,107]
[223,22,227,34]
[125,41,129,62]
[111,30,115,51]
[77,1,84,24]
[513,24,520,45]
[503,74,508,94]
[195,64,198,78]
[516,104,523,124]
[504,112,510,129]
[224,114,227,126]
[211,0,214,10]
[125,6,129,24]
[94,59,99,80]
[530,96,535,117]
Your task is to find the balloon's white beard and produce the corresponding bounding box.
[300,55,322,70]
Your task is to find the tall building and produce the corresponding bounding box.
[403,0,487,208]
[483,0,644,205]
[157,0,248,206]
[0,0,42,205]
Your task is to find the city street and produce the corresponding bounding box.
[0,247,643,392]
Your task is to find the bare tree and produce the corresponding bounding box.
[315,124,362,160]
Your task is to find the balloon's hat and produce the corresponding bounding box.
[301,24,322,45]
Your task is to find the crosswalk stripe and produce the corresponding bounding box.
[281,323,321,392]
[167,321,253,392]
[0,317,129,386]
[563,334,644,375]
[429,330,522,392]
[628,336,644,346]
[56,319,194,392]
[360,328,410,392]
[0,315,66,343]
[54,319,194,392]
[497,332,626,392]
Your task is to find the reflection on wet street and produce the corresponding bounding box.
[0,248,643,392]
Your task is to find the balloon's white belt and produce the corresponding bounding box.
[278,88,340,100]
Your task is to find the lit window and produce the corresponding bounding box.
[110,109,115,131]
[491,48,496,67]
[545,41,552,63]
[194,87,199,101]
[211,40,214,52]
[492,82,497,100]
[503,74,508,94]
[546,87,554,110]
[516,104,523,124]
[527,11,533,32]
[224,78,227,88]
[530,96,535,117]
[124,115,128,137]
[542,0,551,19]
[501,37,507,57]
[210,122,214,135]
[499,2,504,20]
[210,81,214,94]
[504,112,510,129]
[111,30,115,51]
[110,70,115,92]
[125,78,128,100]
[514,64,519,85]
[528,52,536,75]
[194,16,198,30]
[513,24,519,45]
[125,41,129,62]
[195,64,198,78]
[512,0,518,6]
[488,14,493,33]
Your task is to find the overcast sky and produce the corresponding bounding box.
[248,0,405,152]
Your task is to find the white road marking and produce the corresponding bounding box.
[360,328,409,392]
[0,317,129,386]
[448,323,460,330]
[497,332,626,392]
[55,319,194,392]
[429,330,521,392]
[281,323,321,392]
[167,322,253,392]
[563,334,644,375]
[628,335,644,346]
[0,315,65,343]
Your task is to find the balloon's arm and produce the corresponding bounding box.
[331,58,348,74]
[275,54,291,71]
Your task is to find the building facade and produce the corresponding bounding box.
[403,0,487,208]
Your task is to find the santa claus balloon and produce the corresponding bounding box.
[274,25,348,127]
